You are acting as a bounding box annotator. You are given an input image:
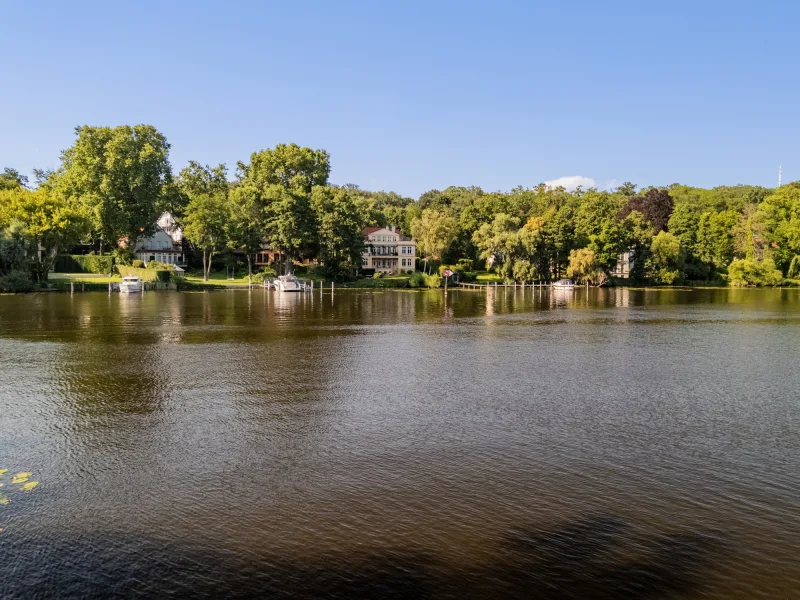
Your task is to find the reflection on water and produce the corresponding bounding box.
[1,288,799,599]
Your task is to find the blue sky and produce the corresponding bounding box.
[2,1,798,197]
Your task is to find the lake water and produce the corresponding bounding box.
[1,287,799,598]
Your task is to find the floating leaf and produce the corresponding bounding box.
[0,528,4,534]
[0,469,7,476]
[20,482,38,492]
[11,477,29,485]
[0,493,8,505]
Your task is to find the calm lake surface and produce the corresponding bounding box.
[1,287,799,598]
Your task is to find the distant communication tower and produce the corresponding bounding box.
[778,165,782,187]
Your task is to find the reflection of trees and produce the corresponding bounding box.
[0,514,728,599]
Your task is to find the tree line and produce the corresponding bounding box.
[2,123,800,290]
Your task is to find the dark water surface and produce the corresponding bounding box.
[1,287,799,598]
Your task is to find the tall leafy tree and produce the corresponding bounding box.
[0,186,88,281]
[226,184,264,278]
[55,125,173,253]
[618,188,674,233]
[311,186,366,278]
[182,193,228,281]
[411,209,458,273]
[0,168,28,190]
[239,144,330,271]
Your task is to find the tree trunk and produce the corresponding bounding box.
[207,251,214,281]
[203,249,208,281]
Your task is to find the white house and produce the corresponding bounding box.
[134,213,186,266]
[362,226,416,273]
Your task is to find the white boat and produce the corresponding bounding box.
[274,274,303,292]
[552,278,575,289]
[119,276,143,293]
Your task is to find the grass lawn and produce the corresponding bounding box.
[184,271,253,286]
[475,271,503,283]
[49,273,121,284]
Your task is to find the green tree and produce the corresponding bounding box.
[311,186,366,278]
[646,231,684,284]
[239,144,330,271]
[755,183,800,273]
[566,248,604,285]
[55,125,173,253]
[182,193,228,281]
[226,184,264,279]
[0,168,28,190]
[0,186,88,281]
[728,258,782,287]
[411,209,458,273]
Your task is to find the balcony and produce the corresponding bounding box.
[365,250,398,256]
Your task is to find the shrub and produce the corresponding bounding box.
[425,274,441,288]
[789,255,800,279]
[132,260,144,269]
[0,270,34,293]
[728,258,783,287]
[373,272,384,279]
[408,271,427,288]
[361,268,376,278]
[146,261,170,270]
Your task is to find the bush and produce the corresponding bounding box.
[361,268,376,278]
[728,258,783,287]
[132,260,144,269]
[251,267,276,284]
[789,255,800,279]
[373,272,384,279]
[425,274,441,289]
[117,266,170,282]
[408,271,427,288]
[0,270,34,293]
[146,261,170,270]
[54,254,114,274]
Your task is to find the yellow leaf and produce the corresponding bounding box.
[0,469,7,476]
[11,477,29,485]
[12,472,31,479]
[0,494,8,505]
[20,481,38,492]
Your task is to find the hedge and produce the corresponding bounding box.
[54,254,114,274]
[117,266,172,282]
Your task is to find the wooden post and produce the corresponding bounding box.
[82,282,84,293]
[108,282,112,294]
[331,281,334,293]
[70,281,74,295]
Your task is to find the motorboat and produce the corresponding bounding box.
[274,274,303,292]
[552,278,575,289]
[119,276,143,293]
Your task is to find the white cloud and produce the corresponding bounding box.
[543,175,596,191]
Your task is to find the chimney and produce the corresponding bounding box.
[390,225,395,233]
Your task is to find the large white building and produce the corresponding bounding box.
[133,212,186,266]
[362,226,416,273]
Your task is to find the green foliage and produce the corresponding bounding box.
[411,209,458,267]
[0,186,89,281]
[566,248,604,285]
[727,258,783,287]
[408,271,427,288]
[424,273,441,288]
[117,266,170,282]
[70,254,113,274]
[646,231,684,284]
[55,124,172,250]
[132,259,144,268]
[0,270,34,293]
[0,168,28,190]
[788,255,800,279]
[182,192,228,281]
[373,271,384,279]
[311,186,366,277]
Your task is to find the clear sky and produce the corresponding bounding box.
[2,1,798,197]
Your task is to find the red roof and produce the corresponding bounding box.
[362,226,412,241]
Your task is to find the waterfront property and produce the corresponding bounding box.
[134,213,187,267]
[362,226,416,273]
[611,251,633,279]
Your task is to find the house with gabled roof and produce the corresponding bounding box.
[362,225,416,273]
